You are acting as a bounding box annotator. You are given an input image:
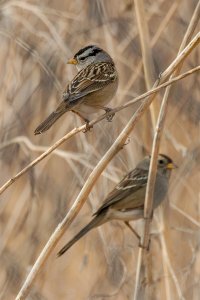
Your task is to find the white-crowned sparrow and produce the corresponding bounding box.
[57,154,176,256]
[34,45,118,134]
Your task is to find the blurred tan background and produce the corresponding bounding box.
[0,0,199,299]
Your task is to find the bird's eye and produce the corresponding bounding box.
[159,159,165,165]
[79,57,85,61]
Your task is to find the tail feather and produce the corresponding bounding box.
[34,110,66,135]
[34,100,70,135]
[57,213,106,257]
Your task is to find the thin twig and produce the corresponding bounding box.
[134,0,158,128]
[134,1,158,297]
[123,1,179,96]
[15,35,199,300]
[0,65,199,197]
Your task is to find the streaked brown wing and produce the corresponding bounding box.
[94,168,148,216]
[62,62,117,105]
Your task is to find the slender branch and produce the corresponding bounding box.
[0,65,199,197]
[134,1,162,297]
[134,0,156,86]
[162,32,199,79]
[124,1,179,94]
[134,0,158,128]
[133,2,200,299]
[15,36,199,299]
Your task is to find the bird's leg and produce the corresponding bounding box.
[71,110,89,123]
[124,221,141,241]
[124,221,151,250]
[95,105,115,122]
[71,110,93,132]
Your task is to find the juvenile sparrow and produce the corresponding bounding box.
[57,154,176,257]
[34,45,118,134]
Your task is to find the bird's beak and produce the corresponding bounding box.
[67,58,77,65]
[166,162,177,169]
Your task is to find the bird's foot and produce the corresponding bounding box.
[138,238,151,251]
[104,107,115,122]
[83,121,93,133]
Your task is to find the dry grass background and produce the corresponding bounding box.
[0,0,199,299]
